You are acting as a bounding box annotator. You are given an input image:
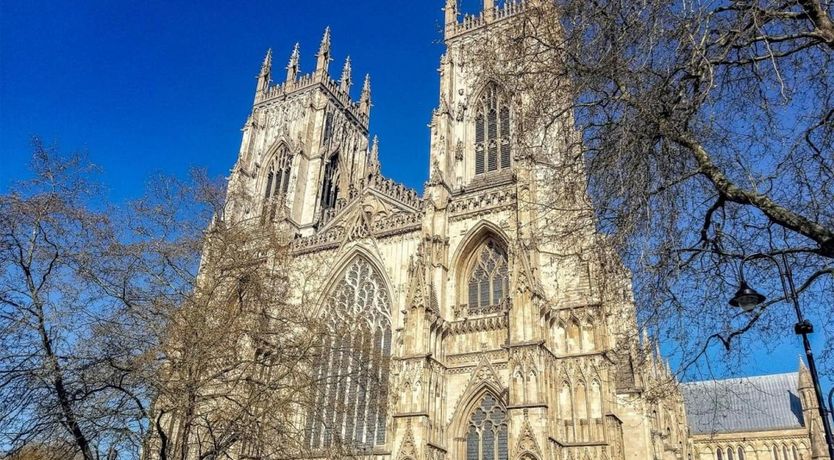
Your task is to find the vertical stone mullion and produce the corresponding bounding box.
[364,325,383,444]
[353,327,371,444]
[331,329,352,445]
[309,332,333,448]
[375,325,392,444]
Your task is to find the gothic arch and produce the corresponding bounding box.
[315,245,394,316]
[304,249,393,450]
[319,149,342,212]
[259,140,295,194]
[449,385,510,460]
[452,220,512,310]
[470,81,513,175]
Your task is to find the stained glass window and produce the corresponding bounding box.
[465,394,508,460]
[467,239,509,313]
[474,83,511,175]
[305,257,391,449]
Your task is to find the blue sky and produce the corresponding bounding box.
[1,1,492,195]
[0,1,825,386]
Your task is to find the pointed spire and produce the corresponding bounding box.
[316,27,332,75]
[798,357,813,389]
[262,48,273,71]
[286,43,300,82]
[256,48,272,95]
[359,74,372,116]
[340,56,352,92]
[445,0,458,27]
[484,0,495,20]
[369,135,380,173]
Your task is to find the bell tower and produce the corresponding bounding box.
[228,28,376,237]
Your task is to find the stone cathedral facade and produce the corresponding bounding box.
[218,2,830,460]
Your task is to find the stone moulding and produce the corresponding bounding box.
[449,186,517,221]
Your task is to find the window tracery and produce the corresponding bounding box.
[465,393,508,460]
[305,257,391,450]
[321,153,341,211]
[264,144,293,200]
[262,144,293,222]
[466,239,509,314]
[474,83,511,175]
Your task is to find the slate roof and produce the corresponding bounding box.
[680,372,804,435]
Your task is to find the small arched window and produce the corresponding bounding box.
[474,83,511,175]
[728,448,734,460]
[320,153,340,211]
[791,445,799,460]
[264,144,293,200]
[783,445,789,460]
[772,445,780,460]
[717,448,723,460]
[465,393,509,460]
[466,239,509,312]
[738,447,745,460]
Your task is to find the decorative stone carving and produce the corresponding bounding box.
[513,414,543,460]
[396,420,417,460]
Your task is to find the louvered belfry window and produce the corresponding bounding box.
[262,145,293,222]
[466,394,509,460]
[264,145,293,200]
[467,239,509,312]
[474,83,511,175]
[305,257,392,449]
[320,154,340,211]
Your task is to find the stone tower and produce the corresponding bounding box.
[228,28,375,236]
[221,2,689,460]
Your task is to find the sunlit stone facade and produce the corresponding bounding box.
[217,2,830,459]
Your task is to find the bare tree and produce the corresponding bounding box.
[138,176,350,460]
[479,0,834,377]
[0,140,152,459]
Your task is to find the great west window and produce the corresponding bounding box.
[304,257,391,450]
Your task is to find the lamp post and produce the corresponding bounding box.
[730,253,834,459]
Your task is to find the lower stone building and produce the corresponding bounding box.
[682,362,829,460]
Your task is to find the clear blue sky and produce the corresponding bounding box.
[0,1,825,386]
[1,1,494,195]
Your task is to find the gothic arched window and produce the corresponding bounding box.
[466,393,508,460]
[264,144,293,200]
[320,153,340,211]
[474,83,511,175]
[305,257,391,450]
[466,239,509,312]
[738,447,746,460]
[262,145,293,223]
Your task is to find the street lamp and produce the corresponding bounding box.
[729,253,834,459]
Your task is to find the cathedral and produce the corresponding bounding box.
[215,1,830,459]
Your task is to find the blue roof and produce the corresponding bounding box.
[680,372,804,435]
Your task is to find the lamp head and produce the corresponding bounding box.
[729,282,766,312]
